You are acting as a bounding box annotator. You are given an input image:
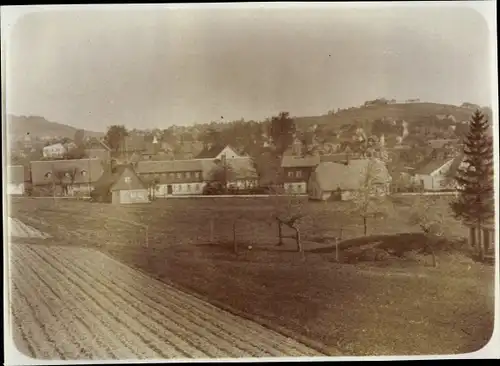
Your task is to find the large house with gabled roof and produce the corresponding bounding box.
[30,158,105,196]
[135,159,212,196]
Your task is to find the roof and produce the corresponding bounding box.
[43,143,65,150]
[413,151,463,176]
[313,158,392,192]
[84,148,111,160]
[136,159,213,175]
[194,143,233,159]
[8,165,25,184]
[319,154,352,164]
[93,164,147,192]
[281,155,321,168]
[85,138,111,151]
[30,158,105,186]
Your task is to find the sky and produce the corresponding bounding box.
[4,3,495,132]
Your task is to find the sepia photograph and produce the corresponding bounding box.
[2,2,498,363]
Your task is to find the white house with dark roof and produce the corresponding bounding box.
[413,154,465,191]
[136,159,213,196]
[136,156,258,196]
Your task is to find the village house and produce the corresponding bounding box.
[136,155,258,196]
[30,158,105,196]
[91,164,149,204]
[413,153,464,191]
[280,155,321,194]
[308,158,392,201]
[7,165,28,195]
[135,159,213,197]
[42,143,66,159]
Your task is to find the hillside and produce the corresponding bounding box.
[7,115,104,141]
[293,103,492,130]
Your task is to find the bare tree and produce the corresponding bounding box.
[408,196,449,267]
[52,167,78,196]
[269,189,308,253]
[349,159,392,236]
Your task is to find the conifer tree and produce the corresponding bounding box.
[451,110,494,260]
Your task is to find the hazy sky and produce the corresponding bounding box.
[5,4,495,132]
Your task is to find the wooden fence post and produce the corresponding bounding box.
[233,220,237,254]
[210,218,214,244]
[335,237,339,262]
[145,225,149,248]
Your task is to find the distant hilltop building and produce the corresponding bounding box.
[461,102,481,110]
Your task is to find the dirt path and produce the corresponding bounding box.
[8,244,324,360]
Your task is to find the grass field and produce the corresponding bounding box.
[9,196,495,356]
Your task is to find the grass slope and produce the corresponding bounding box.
[9,197,495,356]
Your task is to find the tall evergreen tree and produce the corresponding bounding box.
[451,110,494,260]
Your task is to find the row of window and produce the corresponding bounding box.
[146,171,201,180]
[286,184,305,192]
[44,170,88,178]
[170,184,202,192]
[287,171,303,178]
[129,191,146,199]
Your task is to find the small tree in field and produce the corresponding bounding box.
[409,196,450,267]
[451,110,494,261]
[349,159,392,236]
[270,190,308,253]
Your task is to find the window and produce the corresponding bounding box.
[195,184,200,191]
[64,172,71,178]
[195,172,200,179]
[81,170,87,176]
[288,171,294,178]
[187,184,191,191]
[185,172,191,179]
[295,171,302,178]
[124,176,131,184]
[169,173,175,179]
[176,173,182,179]
[45,172,52,178]
[178,185,182,192]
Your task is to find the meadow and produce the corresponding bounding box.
[9,196,495,356]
